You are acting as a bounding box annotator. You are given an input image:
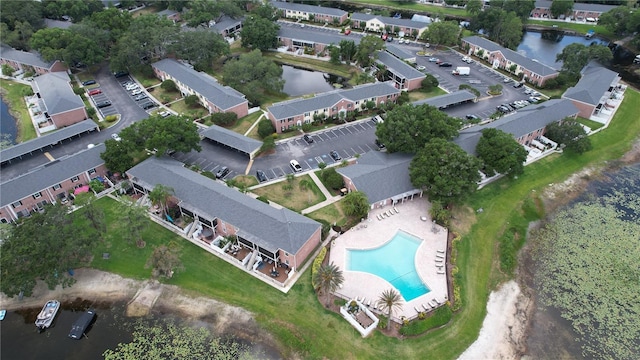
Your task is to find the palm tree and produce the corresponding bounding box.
[377,289,404,330]
[149,184,174,218]
[314,262,344,306]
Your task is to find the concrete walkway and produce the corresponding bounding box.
[301,171,342,214]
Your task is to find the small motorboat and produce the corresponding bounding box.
[68,309,96,339]
[35,300,60,331]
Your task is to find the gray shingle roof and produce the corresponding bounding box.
[351,13,428,29]
[385,44,415,61]
[337,151,416,204]
[0,143,105,207]
[454,99,579,155]
[270,1,347,17]
[563,63,618,105]
[0,45,55,70]
[268,82,399,120]
[44,19,73,29]
[278,26,357,47]
[463,36,559,75]
[152,58,247,111]
[210,15,244,32]
[534,0,617,13]
[127,157,321,254]
[33,72,85,115]
[412,90,477,108]
[376,50,425,81]
[201,125,262,156]
[0,119,98,165]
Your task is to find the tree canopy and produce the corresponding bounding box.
[29,27,106,66]
[240,15,279,51]
[222,49,283,105]
[598,6,640,36]
[342,191,370,219]
[0,204,101,298]
[170,29,229,71]
[375,104,461,153]
[489,0,535,21]
[0,0,44,50]
[472,8,523,49]
[550,0,573,18]
[533,184,640,360]
[544,119,592,154]
[355,35,386,68]
[409,139,481,204]
[476,128,528,177]
[420,21,460,47]
[556,43,613,77]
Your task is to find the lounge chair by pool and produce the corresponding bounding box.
[394,207,399,213]
[436,254,445,258]
[422,304,430,311]
[437,249,445,254]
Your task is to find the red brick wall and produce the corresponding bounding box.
[567,100,596,118]
[51,107,88,128]
[406,77,424,91]
[288,226,322,270]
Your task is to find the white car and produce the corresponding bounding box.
[131,89,143,96]
[111,133,122,141]
[290,160,302,172]
[125,84,139,91]
[417,65,426,71]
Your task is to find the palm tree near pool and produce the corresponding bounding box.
[149,184,174,218]
[377,289,403,330]
[314,262,344,306]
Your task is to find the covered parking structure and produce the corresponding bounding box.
[412,90,477,110]
[0,119,98,166]
[201,125,262,159]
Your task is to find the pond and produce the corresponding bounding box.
[1,98,18,145]
[281,65,346,96]
[516,30,607,69]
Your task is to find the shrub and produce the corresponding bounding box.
[211,112,237,126]
[310,246,327,289]
[2,64,14,76]
[104,115,118,122]
[459,84,480,97]
[184,95,199,107]
[421,74,439,91]
[317,218,331,240]
[73,87,85,95]
[89,179,105,193]
[201,171,216,180]
[377,315,388,329]
[257,120,275,138]
[430,201,451,226]
[259,135,275,154]
[86,107,96,118]
[399,305,452,336]
[256,196,269,204]
[321,168,344,190]
[161,79,177,91]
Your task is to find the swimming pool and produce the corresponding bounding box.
[347,230,430,301]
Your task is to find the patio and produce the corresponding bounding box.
[329,197,449,323]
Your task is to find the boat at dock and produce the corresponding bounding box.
[35,300,60,331]
[68,309,96,339]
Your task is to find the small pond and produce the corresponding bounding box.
[281,65,346,96]
[517,30,607,69]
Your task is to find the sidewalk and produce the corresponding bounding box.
[301,171,342,214]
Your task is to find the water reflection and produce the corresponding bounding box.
[1,99,17,145]
[281,65,345,96]
[517,31,607,69]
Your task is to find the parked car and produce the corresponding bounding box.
[503,77,511,83]
[344,29,351,35]
[386,37,394,42]
[215,166,230,179]
[158,110,171,118]
[256,170,268,182]
[466,114,479,121]
[113,71,129,78]
[462,56,473,63]
[513,82,524,88]
[303,134,313,144]
[435,59,443,64]
[529,96,541,103]
[125,84,139,91]
[111,133,122,141]
[131,89,143,96]
[87,89,102,96]
[373,115,384,124]
[330,151,342,162]
[428,57,438,62]
[134,94,147,101]
[141,102,156,110]
[524,88,533,95]
[417,65,426,71]
[375,139,386,149]
[439,62,453,67]
[82,80,96,86]
[290,160,302,172]
[96,101,111,108]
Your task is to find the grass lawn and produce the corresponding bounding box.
[307,201,348,227]
[230,111,262,135]
[346,0,469,17]
[167,99,208,120]
[251,175,326,212]
[149,86,181,105]
[576,117,605,131]
[0,80,36,142]
[408,87,447,102]
[88,90,640,359]
[527,20,614,39]
[232,175,258,188]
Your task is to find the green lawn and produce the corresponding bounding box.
[577,117,605,131]
[0,80,36,142]
[88,90,640,359]
[346,0,469,17]
[230,111,262,135]
[167,99,208,120]
[251,175,326,212]
[408,87,447,102]
[307,201,348,227]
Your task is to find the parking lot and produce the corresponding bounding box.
[84,83,118,118]
[115,75,159,112]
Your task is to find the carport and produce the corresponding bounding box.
[0,119,99,166]
[201,125,262,159]
[412,90,477,109]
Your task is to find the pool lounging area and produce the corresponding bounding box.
[329,198,449,322]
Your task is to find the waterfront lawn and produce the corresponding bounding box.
[347,0,468,17]
[527,20,614,39]
[251,174,326,212]
[0,80,36,142]
[89,90,640,359]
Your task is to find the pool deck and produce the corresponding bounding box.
[329,197,449,322]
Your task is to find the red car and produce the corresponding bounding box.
[344,29,351,35]
[87,89,102,96]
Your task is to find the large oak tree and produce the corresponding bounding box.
[222,49,283,105]
[410,139,481,205]
[476,128,528,177]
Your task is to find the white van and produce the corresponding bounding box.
[290,160,302,172]
[373,115,384,124]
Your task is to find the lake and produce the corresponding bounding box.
[281,65,344,96]
[1,98,18,145]
[517,30,607,69]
